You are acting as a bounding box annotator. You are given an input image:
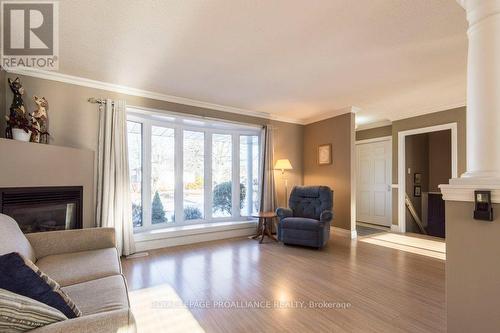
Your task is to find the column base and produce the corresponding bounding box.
[440,176,500,203]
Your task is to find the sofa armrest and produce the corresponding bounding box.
[320,210,333,223]
[31,309,135,333]
[26,227,116,259]
[276,207,293,220]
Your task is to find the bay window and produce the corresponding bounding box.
[127,109,261,231]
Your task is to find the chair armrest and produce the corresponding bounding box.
[276,208,293,220]
[26,227,116,259]
[320,210,333,223]
[31,309,135,333]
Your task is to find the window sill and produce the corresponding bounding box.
[134,220,258,242]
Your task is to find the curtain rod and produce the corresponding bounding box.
[88,98,264,129]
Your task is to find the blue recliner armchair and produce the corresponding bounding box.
[276,186,333,248]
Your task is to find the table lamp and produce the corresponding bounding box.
[274,159,293,207]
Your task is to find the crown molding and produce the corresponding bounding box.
[3,67,467,128]
[4,67,303,125]
[302,106,359,125]
[390,100,467,123]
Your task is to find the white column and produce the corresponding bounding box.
[459,0,500,181]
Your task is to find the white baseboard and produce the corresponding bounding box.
[390,224,402,233]
[333,227,357,239]
[134,223,257,252]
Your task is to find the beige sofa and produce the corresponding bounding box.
[0,214,136,333]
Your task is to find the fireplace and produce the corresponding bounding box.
[0,187,83,234]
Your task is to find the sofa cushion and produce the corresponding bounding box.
[0,288,67,332]
[0,252,81,319]
[61,275,129,315]
[280,217,322,231]
[0,214,36,262]
[36,248,121,287]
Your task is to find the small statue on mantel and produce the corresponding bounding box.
[5,77,28,139]
[30,96,50,143]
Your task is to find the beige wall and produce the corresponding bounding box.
[392,107,466,182]
[391,107,466,226]
[303,113,355,230]
[272,121,304,207]
[446,201,500,333]
[352,107,466,228]
[355,125,392,141]
[1,73,303,225]
[0,138,95,228]
[1,72,464,232]
[392,107,467,225]
[428,130,452,192]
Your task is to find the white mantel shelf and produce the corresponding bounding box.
[440,183,500,204]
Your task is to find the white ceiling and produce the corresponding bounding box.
[55,0,467,126]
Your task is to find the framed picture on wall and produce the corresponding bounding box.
[414,173,422,185]
[318,144,332,165]
[414,185,422,197]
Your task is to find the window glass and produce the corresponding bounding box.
[127,121,143,228]
[151,126,175,224]
[240,135,260,216]
[183,131,204,221]
[212,134,233,217]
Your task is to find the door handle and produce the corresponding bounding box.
[387,185,391,192]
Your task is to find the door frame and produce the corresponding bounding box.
[397,123,458,233]
[355,135,393,226]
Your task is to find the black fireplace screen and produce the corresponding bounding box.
[0,187,83,234]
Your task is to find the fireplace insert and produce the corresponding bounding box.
[0,186,83,234]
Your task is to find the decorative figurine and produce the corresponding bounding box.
[5,77,34,140]
[30,96,50,143]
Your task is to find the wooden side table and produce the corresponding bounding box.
[252,211,278,243]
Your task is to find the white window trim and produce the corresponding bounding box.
[127,109,261,233]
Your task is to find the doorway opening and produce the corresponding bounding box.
[398,123,458,238]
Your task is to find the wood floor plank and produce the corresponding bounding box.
[122,233,445,333]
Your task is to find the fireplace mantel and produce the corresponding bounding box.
[0,138,95,228]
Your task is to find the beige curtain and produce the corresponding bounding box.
[259,125,277,213]
[95,99,135,256]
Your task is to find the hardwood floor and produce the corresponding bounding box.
[121,233,445,333]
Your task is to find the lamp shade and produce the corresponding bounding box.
[274,159,293,171]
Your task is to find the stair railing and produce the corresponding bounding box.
[405,193,427,235]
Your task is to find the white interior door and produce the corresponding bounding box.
[356,139,392,226]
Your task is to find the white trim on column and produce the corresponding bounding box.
[397,123,458,233]
[440,184,500,203]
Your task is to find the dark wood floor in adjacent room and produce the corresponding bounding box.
[121,233,445,333]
